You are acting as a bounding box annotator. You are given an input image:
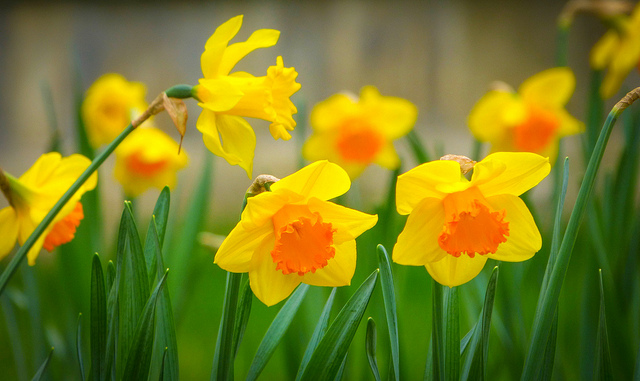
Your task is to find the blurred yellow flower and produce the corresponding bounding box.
[0,153,97,265]
[468,68,583,164]
[303,86,418,179]
[393,152,549,287]
[195,15,301,178]
[82,73,149,148]
[214,161,378,306]
[591,4,640,99]
[113,127,188,198]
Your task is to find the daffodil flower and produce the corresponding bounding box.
[591,3,640,99]
[113,126,188,198]
[82,73,149,148]
[0,153,97,265]
[303,86,418,179]
[468,68,583,164]
[214,160,378,306]
[195,15,301,178]
[393,152,550,287]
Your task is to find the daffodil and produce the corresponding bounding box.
[214,160,378,306]
[113,126,188,198]
[82,73,149,148]
[303,86,417,179]
[393,152,549,287]
[591,3,640,99]
[194,15,301,178]
[0,153,97,265]
[468,68,583,163]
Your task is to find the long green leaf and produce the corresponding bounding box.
[376,245,400,381]
[299,269,379,381]
[594,270,613,381]
[406,129,431,164]
[296,288,337,381]
[2,291,28,381]
[428,280,444,381]
[211,272,243,381]
[444,287,460,381]
[77,313,85,381]
[103,270,118,381]
[31,347,54,381]
[232,278,253,357]
[246,284,310,381]
[521,88,639,380]
[90,254,107,381]
[144,187,171,287]
[365,318,382,381]
[123,270,169,380]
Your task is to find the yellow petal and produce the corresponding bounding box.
[556,108,584,137]
[218,29,280,76]
[425,254,488,287]
[472,152,550,197]
[27,234,48,266]
[196,78,244,112]
[302,132,340,162]
[241,189,301,230]
[468,91,518,143]
[197,111,256,178]
[301,240,356,287]
[393,197,447,265]
[591,30,619,70]
[0,207,18,259]
[360,86,418,140]
[309,93,358,132]
[307,197,378,244]
[374,142,401,171]
[270,160,351,201]
[249,234,301,306]
[215,222,272,273]
[519,67,575,107]
[396,160,460,215]
[201,15,243,78]
[485,194,541,262]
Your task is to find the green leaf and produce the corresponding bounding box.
[376,245,400,381]
[539,313,558,381]
[122,270,169,380]
[159,347,169,381]
[40,80,61,153]
[232,278,253,357]
[103,271,118,381]
[211,272,243,381]
[444,287,460,381]
[594,270,613,381]
[296,288,337,381]
[461,266,499,381]
[90,254,107,381]
[246,284,310,381]
[428,280,444,381]
[144,187,171,287]
[77,313,85,381]
[299,269,379,381]
[2,291,28,380]
[31,347,54,381]
[406,129,431,164]
[116,202,150,378]
[106,261,115,295]
[365,318,382,381]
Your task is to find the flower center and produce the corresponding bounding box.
[512,105,560,153]
[43,202,84,252]
[336,119,384,163]
[271,204,336,276]
[438,187,509,258]
[126,151,169,177]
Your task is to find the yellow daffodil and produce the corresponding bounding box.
[591,3,640,99]
[393,152,550,287]
[468,68,583,164]
[82,73,149,148]
[214,160,378,306]
[303,86,418,179]
[113,126,188,198]
[0,153,97,265]
[195,15,301,178]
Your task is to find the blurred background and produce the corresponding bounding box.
[1,1,638,380]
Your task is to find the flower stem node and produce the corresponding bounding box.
[246,175,280,197]
[439,154,476,175]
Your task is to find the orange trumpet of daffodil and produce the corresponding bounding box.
[0,153,97,265]
[468,68,583,164]
[393,152,549,287]
[214,160,378,306]
[194,15,301,178]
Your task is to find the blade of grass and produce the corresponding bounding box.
[2,291,28,381]
[144,187,171,287]
[406,130,431,164]
[159,347,168,381]
[232,278,253,357]
[365,318,382,381]
[594,269,613,381]
[90,254,107,381]
[376,245,399,381]
[40,80,61,153]
[428,280,444,381]
[296,288,337,381]
[31,347,54,381]
[299,269,379,381]
[521,88,640,380]
[210,272,243,381]
[246,284,310,381]
[444,287,460,381]
[77,313,85,381]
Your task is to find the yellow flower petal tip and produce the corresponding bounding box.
[214,161,377,306]
[196,16,301,178]
[468,68,583,163]
[393,152,548,287]
[0,153,97,265]
[82,73,149,148]
[303,86,417,179]
[114,126,188,198]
